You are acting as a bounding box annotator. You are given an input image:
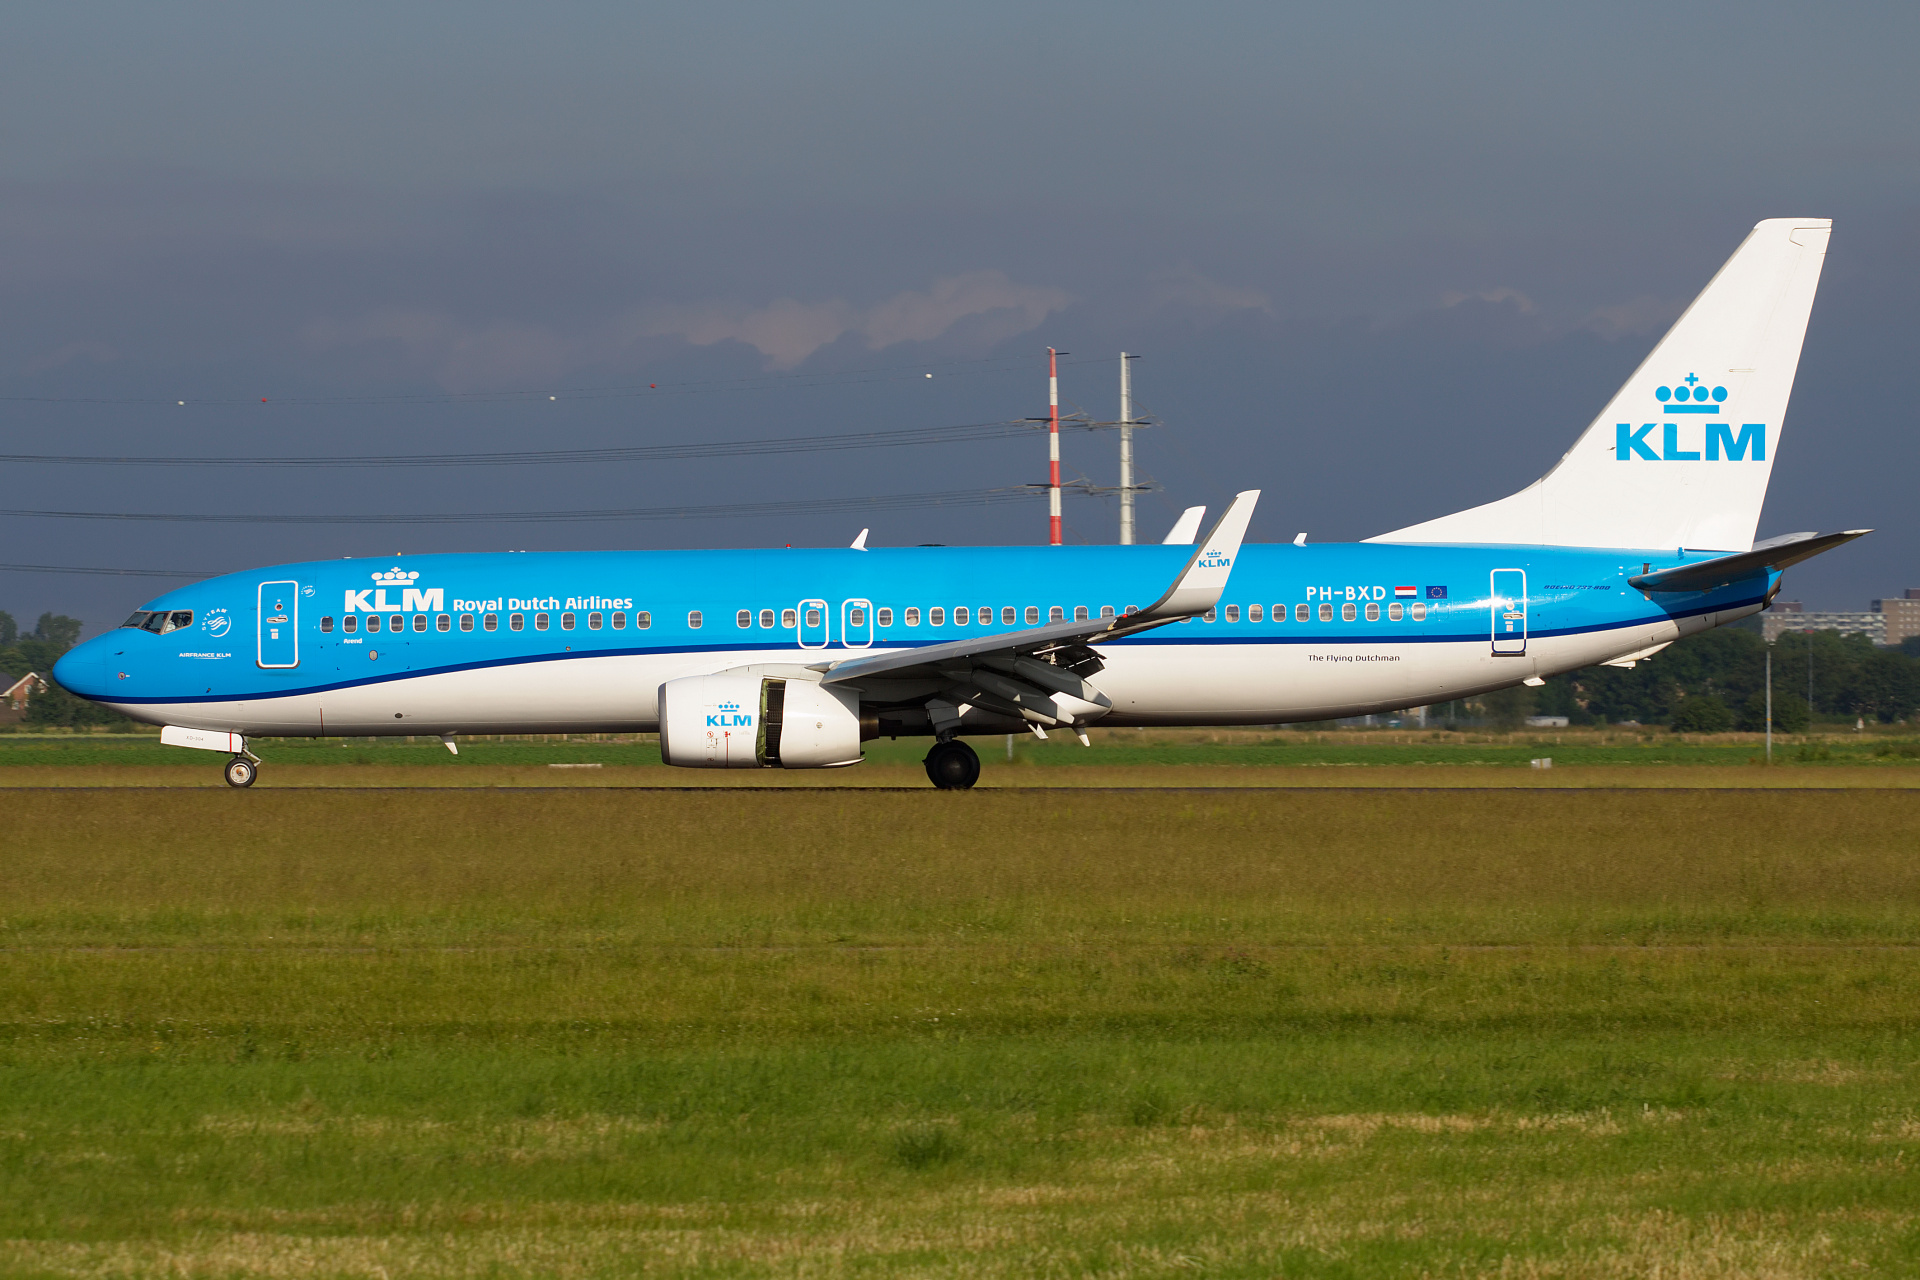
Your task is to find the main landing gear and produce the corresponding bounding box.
[224,755,258,788]
[923,739,980,790]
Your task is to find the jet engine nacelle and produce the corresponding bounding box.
[657,671,865,769]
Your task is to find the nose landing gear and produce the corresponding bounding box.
[923,739,980,790]
[223,755,258,788]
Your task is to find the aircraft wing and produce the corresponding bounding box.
[819,491,1259,727]
[1627,529,1871,594]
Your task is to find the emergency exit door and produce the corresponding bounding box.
[257,580,299,669]
[797,598,829,649]
[1490,569,1526,656]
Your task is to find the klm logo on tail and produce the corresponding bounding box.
[1616,373,1765,462]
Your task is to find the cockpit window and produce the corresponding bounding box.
[123,609,194,633]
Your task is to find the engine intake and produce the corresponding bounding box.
[657,672,864,769]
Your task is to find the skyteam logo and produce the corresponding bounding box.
[344,565,444,613]
[201,608,232,638]
[1616,373,1765,463]
[707,701,753,729]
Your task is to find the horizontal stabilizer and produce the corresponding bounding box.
[1627,529,1871,593]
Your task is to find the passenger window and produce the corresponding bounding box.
[686,611,701,629]
[904,607,920,626]
[1025,606,1039,625]
[1001,607,1015,625]
[1342,603,1357,621]
[1318,603,1333,622]
[1365,603,1380,622]
[609,611,625,630]
[320,616,334,633]
[413,613,427,632]
[635,611,650,629]
[1388,602,1403,621]
[509,614,523,631]
[588,612,603,630]
[1074,605,1088,622]
[343,615,359,633]
[1298,604,1311,622]
[1225,604,1240,623]
[436,614,451,632]
[781,608,797,629]
[736,610,751,629]
[1204,607,1217,623]
[759,609,775,629]
[1124,604,1139,615]
[1411,602,1427,621]
[484,614,498,631]
[876,607,892,627]
[1100,605,1115,618]
[849,606,866,627]
[1249,604,1263,622]
[805,608,820,628]
[461,614,475,631]
[954,606,970,625]
[929,607,944,626]
[366,615,383,633]
[562,612,576,631]
[535,612,550,631]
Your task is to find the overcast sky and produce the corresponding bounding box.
[4,1,1916,631]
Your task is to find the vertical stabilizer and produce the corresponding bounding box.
[1369,219,1830,551]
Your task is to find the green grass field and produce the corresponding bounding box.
[3,787,1919,1276]
[2,725,1919,790]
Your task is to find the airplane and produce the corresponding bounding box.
[54,218,1865,789]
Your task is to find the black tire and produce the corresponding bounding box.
[923,740,980,790]
[224,757,257,788]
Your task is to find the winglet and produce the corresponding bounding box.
[1162,506,1205,545]
[849,528,869,551]
[1141,490,1259,619]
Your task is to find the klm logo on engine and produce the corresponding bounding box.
[707,701,753,728]
[1615,373,1765,462]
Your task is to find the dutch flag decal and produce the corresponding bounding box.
[1393,585,1417,599]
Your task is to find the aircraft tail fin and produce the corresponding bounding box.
[1369,218,1832,552]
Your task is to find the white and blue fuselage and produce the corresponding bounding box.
[54,541,1767,736]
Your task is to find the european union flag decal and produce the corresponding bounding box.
[1425,585,1448,599]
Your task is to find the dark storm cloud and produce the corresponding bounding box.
[2,1,1917,629]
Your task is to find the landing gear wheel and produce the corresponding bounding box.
[223,756,257,788]
[924,740,980,790]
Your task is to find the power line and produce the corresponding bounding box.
[0,486,1045,526]
[0,353,1130,410]
[0,562,214,578]
[0,419,1036,469]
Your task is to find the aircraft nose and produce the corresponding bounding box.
[52,638,115,699]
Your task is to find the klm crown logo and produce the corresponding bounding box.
[371,567,421,585]
[1654,372,1728,413]
[1616,373,1764,463]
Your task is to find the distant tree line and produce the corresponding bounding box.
[0,610,134,728]
[1520,625,1920,731]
